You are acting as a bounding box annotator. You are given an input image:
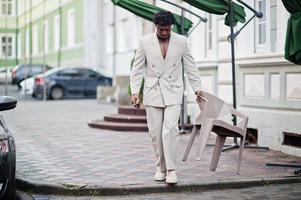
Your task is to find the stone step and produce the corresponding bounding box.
[118,105,146,116]
[104,114,147,123]
[88,120,148,132]
[88,120,194,132]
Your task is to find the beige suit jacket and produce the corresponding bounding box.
[130,32,202,107]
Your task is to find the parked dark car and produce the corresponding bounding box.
[0,96,17,200]
[12,64,52,88]
[33,67,112,100]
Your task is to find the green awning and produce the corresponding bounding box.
[111,0,193,35]
[183,0,246,26]
[281,0,301,65]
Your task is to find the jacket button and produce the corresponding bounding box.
[168,76,171,79]
[152,65,155,68]
[173,64,176,67]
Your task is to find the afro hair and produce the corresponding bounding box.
[153,10,175,26]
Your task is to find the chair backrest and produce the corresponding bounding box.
[195,92,231,124]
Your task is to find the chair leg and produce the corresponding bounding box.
[195,122,212,160]
[209,135,226,171]
[236,136,246,175]
[182,125,200,161]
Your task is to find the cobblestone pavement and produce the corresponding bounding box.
[3,99,301,188]
[19,183,301,200]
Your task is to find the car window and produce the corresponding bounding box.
[57,68,84,78]
[86,70,104,79]
[46,65,52,70]
[31,65,44,74]
[17,65,29,75]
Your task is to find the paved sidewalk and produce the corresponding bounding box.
[3,100,301,195]
[18,183,301,200]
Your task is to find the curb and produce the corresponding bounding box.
[16,176,301,196]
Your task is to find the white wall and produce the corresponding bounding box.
[84,0,103,70]
[101,0,142,77]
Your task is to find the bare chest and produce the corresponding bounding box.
[159,41,169,59]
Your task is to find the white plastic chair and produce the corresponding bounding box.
[182,92,249,174]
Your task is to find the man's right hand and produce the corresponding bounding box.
[131,94,140,109]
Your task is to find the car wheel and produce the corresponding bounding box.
[50,87,64,100]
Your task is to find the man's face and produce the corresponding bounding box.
[156,25,172,40]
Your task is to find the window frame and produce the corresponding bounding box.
[32,25,39,55]
[67,8,76,47]
[0,33,15,58]
[53,14,61,50]
[0,0,14,16]
[255,0,270,53]
[43,20,49,53]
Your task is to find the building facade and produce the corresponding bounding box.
[0,0,18,67]
[1,0,300,156]
[0,0,108,71]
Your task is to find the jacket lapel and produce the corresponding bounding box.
[152,33,164,64]
[163,32,175,63]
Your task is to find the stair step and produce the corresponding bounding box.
[118,106,146,116]
[88,120,148,132]
[104,114,147,123]
[88,120,194,132]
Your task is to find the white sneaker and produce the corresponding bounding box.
[166,170,177,184]
[154,171,166,181]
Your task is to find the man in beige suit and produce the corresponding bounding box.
[130,11,204,184]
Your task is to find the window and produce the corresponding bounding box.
[30,65,43,74]
[17,32,21,58]
[106,23,113,54]
[26,29,30,56]
[86,70,104,79]
[1,35,12,57]
[32,25,38,55]
[205,13,214,57]
[118,18,131,51]
[207,14,213,51]
[255,0,267,46]
[270,0,277,52]
[67,9,75,47]
[54,15,60,50]
[1,0,13,15]
[58,69,83,77]
[44,21,49,52]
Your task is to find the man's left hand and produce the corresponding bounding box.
[195,91,205,102]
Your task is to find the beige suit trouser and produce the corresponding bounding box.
[145,105,181,172]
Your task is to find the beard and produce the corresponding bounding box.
[156,33,170,42]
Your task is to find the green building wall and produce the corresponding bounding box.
[0,0,84,68]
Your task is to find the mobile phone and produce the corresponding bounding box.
[133,103,140,109]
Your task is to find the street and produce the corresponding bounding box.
[0,83,40,102]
